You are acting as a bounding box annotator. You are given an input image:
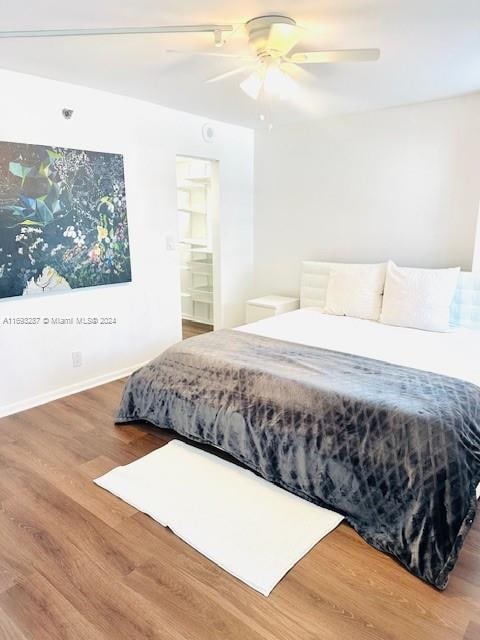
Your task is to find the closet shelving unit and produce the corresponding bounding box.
[176,158,215,326]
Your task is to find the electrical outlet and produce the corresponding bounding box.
[72,351,82,368]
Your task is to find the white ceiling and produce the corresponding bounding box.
[0,1,479,128]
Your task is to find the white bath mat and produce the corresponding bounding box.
[94,439,343,596]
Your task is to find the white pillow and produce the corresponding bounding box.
[324,263,387,321]
[380,261,460,332]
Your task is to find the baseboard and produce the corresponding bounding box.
[0,362,147,419]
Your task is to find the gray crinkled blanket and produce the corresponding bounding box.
[117,329,480,589]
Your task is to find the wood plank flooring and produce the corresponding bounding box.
[0,380,478,639]
[182,319,213,340]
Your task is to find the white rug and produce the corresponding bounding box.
[94,440,343,596]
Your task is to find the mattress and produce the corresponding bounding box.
[238,307,480,500]
[237,307,480,388]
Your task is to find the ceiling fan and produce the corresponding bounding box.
[170,16,380,103]
[0,14,380,106]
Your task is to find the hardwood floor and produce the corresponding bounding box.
[182,319,213,340]
[0,381,478,640]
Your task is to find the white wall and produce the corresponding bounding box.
[0,69,254,417]
[254,93,480,296]
[473,206,480,272]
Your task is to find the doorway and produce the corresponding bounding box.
[176,156,219,339]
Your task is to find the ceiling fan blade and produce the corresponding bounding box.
[267,23,301,55]
[166,49,251,59]
[240,70,264,100]
[206,65,254,84]
[289,48,380,64]
[0,24,234,39]
[281,61,317,84]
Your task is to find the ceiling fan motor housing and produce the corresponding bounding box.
[245,15,296,59]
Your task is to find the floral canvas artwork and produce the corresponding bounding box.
[0,140,131,299]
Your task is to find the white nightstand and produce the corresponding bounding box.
[245,295,300,323]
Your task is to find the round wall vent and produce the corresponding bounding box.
[202,123,215,143]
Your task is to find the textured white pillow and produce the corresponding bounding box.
[380,262,460,332]
[324,263,387,321]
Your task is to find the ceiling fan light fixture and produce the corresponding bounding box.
[266,22,300,56]
[240,70,263,100]
[240,61,297,102]
[263,64,296,100]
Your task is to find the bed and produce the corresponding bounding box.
[117,262,480,589]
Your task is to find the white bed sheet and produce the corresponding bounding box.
[237,307,480,389]
[237,308,480,499]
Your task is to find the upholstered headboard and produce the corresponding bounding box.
[300,261,480,330]
[450,271,480,329]
[300,261,335,309]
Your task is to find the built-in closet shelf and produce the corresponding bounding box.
[177,183,206,192]
[190,286,213,304]
[177,208,207,216]
[182,314,213,326]
[181,261,213,271]
[189,259,212,273]
[179,238,209,246]
[190,265,212,276]
[190,285,213,292]
[177,155,215,327]
[184,176,210,184]
[190,247,212,254]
